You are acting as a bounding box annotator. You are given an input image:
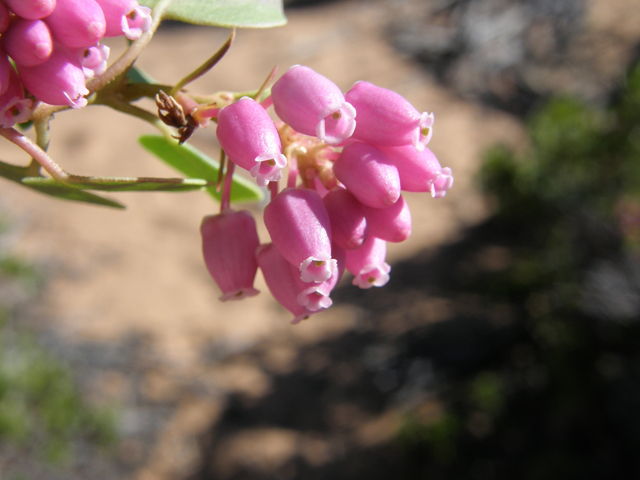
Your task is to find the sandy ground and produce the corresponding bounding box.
[2,0,637,478]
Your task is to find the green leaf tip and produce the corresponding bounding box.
[139,0,286,28]
[138,134,263,203]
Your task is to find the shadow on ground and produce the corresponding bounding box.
[188,60,640,480]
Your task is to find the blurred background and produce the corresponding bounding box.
[1,0,640,478]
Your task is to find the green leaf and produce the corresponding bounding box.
[126,65,157,85]
[138,134,263,203]
[139,0,286,28]
[21,176,208,192]
[0,160,124,209]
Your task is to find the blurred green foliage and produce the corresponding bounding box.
[396,63,640,479]
[0,232,118,465]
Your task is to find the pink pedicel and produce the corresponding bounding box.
[44,0,106,48]
[201,210,260,302]
[216,97,287,187]
[0,51,11,96]
[365,194,411,243]
[0,67,33,128]
[76,44,110,79]
[95,0,152,40]
[323,187,369,250]
[346,81,434,151]
[3,0,57,20]
[2,18,54,67]
[0,3,11,34]
[263,188,337,283]
[271,65,356,145]
[332,141,401,209]
[256,244,315,324]
[381,145,453,197]
[17,46,89,108]
[345,236,391,289]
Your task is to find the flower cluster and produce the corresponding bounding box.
[201,65,454,323]
[0,0,151,127]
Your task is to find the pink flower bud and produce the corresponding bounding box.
[44,0,106,48]
[272,65,356,145]
[381,145,453,197]
[263,188,337,283]
[216,97,287,187]
[201,209,261,301]
[2,18,53,67]
[323,187,368,250]
[3,0,56,20]
[364,194,411,243]
[345,236,391,289]
[256,243,315,324]
[332,142,401,209]
[75,44,109,79]
[95,0,152,40]
[17,46,89,108]
[345,81,434,151]
[0,67,33,127]
[0,3,11,34]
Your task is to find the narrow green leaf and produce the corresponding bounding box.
[0,160,124,209]
[20,179,126,209]
[126,65,157,85]
[138,134,263,203]
[139,0,286,28]
[21,176,208,192]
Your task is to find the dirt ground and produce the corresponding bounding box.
[0,0,639,478]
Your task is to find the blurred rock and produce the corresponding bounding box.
[387,0,639,116]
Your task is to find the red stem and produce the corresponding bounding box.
[220,160,235,212]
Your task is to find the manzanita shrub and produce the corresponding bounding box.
[0,0,454,324]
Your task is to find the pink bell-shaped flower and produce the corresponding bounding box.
[95,0,152,40]
[256,243,315,324]
[17,45,89,108]
[295,261,336,312]
[44,0,106,49]
[364,194,411,243]
[216,97,287,187]
[323,187,368,250]
[264,187,337,283]
[295,244,345,312]
[430,167,454,199]
[346,81,434,151]
[3,0,56,20]
[75,44,110,79]
[332,141,401,209]
[2,18,54,67]
[0,3,10,34]
[381,145,453,197]
[201,209,261,301]
[345,236,391,289]
[271,65,356,145]
[0,67,33,128]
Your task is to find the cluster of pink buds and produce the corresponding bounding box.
[0,0,151,127]
[201,65,454,323]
